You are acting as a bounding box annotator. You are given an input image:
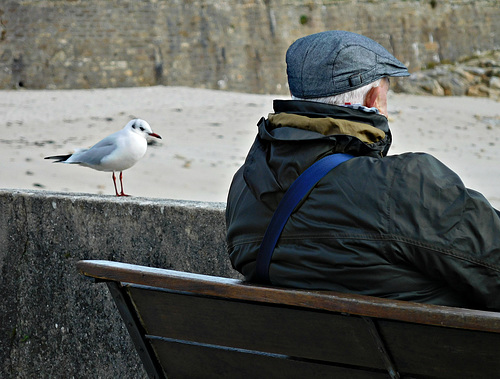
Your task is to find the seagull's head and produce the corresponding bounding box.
[125,119,162,140]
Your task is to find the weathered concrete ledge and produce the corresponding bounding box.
[0,189,237,378]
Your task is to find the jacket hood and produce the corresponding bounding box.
[243,100,392,206]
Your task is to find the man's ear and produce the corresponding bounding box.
[364,86,380,108]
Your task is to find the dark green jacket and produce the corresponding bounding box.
[226,100,500,311]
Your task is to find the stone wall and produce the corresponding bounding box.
[0,189,234,378]
[1,0,499,93]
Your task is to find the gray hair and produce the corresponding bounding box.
[292,79,383,106]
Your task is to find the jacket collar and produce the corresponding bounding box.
[262,100,392,157]
[273,100,390,131]
[267,113,385,144]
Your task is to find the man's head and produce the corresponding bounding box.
[286,31,409,116]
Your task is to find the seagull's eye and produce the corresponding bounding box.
[140,126,145,131]
[131,123,136,129]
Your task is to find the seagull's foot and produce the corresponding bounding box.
[116,192,131,197]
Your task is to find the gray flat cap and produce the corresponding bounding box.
[286,30,409,98]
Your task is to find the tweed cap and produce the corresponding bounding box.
[286,30,409,98]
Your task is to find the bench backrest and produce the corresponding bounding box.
[77,260,500,379]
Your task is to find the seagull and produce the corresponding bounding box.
[45,118,161,196]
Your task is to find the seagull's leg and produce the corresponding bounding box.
[119,171,130,197]
[112,172,121,196]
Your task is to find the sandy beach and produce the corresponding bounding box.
[1,86,499,207]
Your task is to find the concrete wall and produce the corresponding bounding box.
[0,189,236,378]
[1,0,499,92]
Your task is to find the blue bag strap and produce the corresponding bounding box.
[255,153,354,283]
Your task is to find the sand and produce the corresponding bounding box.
[1,86,499,207]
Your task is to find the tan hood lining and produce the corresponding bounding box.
[268,113,385,144]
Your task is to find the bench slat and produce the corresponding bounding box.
[77,260,500,333]
[378,319,500,377]
[127,285,386,369]
[149,337,388,379]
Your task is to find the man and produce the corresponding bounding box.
[226,30,500,311]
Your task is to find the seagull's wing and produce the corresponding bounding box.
[68,135,119,166]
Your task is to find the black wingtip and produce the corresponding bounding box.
[45,154,72,162]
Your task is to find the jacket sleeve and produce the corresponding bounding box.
[390,153,500,311]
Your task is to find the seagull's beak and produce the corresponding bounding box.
[149,133,162,139]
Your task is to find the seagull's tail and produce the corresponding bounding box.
[44,154,72,163]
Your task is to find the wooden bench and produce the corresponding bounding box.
[77,260,500,379]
